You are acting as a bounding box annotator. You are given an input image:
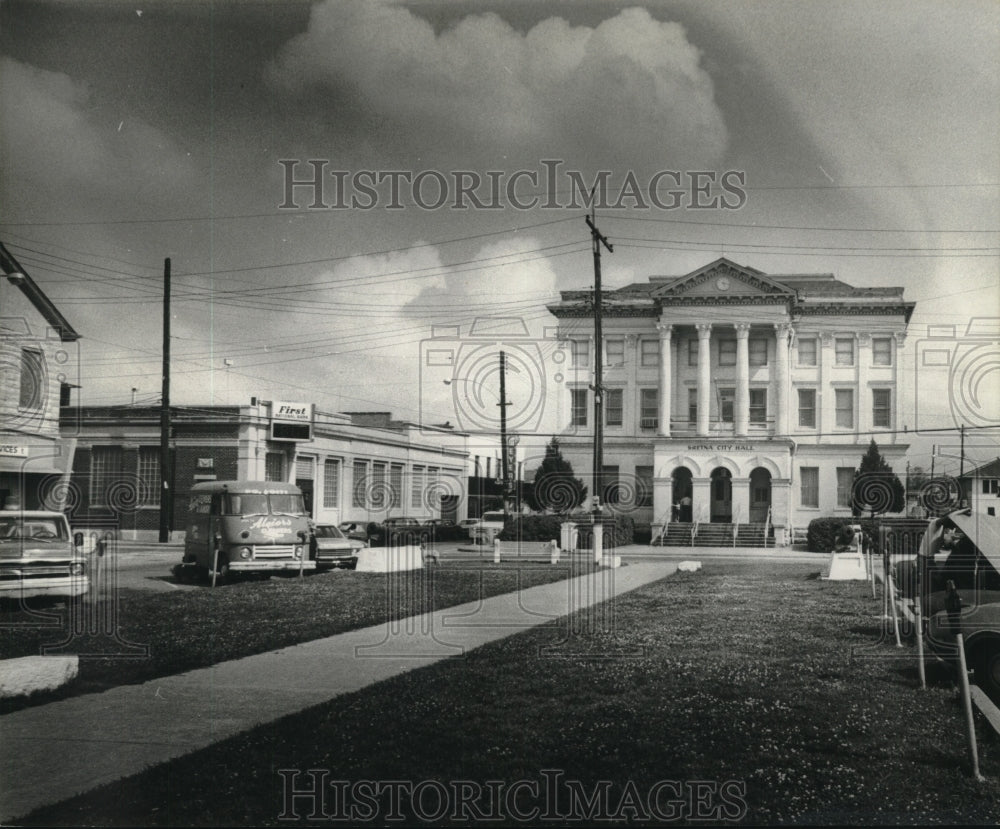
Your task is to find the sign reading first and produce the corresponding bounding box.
[270,401,314,442]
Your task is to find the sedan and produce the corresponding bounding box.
[338,521,369,543]
[312,524,364,570]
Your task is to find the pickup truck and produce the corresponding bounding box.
[0,508,89,602]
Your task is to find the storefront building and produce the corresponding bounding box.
[546,258,914,541]
[62,402,470,540]
[1,242,80,511]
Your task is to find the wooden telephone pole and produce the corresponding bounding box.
[158,257,171,543]
[586,208,613,512]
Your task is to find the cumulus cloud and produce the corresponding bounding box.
[0,57,198,209]
[266,3,727,172]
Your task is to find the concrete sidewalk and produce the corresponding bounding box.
[0,560,678,823]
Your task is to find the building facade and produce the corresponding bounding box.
[62,402,470,540]
[546,258,914,540]
[0,242,80,511]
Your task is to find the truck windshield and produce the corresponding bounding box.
[0,517,68,541]
[268,494,306,515]
[224,494,270,515]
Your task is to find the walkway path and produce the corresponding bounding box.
[1,560,677,823]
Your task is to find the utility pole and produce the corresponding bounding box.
[498,350,511,518]
[960,424,966,507]
[158,257,171,543]
[585,208,613,515]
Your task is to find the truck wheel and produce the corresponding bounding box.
[974,646,1000,706]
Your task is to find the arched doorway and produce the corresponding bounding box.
[710,467,732,523]
[749,467,772,523]
[672,467,693,522]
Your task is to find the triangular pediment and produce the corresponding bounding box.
[651,258,794,299]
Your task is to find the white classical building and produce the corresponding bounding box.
[546,258,914,542]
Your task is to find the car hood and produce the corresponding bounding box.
[0,539,76,560]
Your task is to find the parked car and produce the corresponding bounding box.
[422,518,455,528]
[0,508,89,602]
[458,518,480,536]
[338,521,369,543]
[312,523,365,570]
[922,511,1000,704]
[469,511,507,545]
[368,517,431,547]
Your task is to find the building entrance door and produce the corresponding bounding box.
[710,467,732,523]
[749,468,772,523]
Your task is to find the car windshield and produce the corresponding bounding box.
[315,525,345,539]
[0,517,67,542]
[269,494,307,515]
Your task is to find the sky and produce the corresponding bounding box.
[1,0,997,476]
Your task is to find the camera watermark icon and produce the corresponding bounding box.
[913,318,1000,435]
[419,317,572,437]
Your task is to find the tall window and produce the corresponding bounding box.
[371,462,387,509]
[800,467,819,508]
[835,389,854,428]
[265,452,285,482]
[837,467,855,509]
[749,338,768,366]
[571,340,589,367]
[872,388,892,428]
[90,446,122,508]
[570,389,588,427]
[797,338,817,367]
[390,464,404,509]
[605,340,625,367]
[605,388,623,427]
[718,339,736,366]
[635,465,654,507]
[640,339,659,367]
[798,389,816,428]
[640,388,658,430]
[19,348,44,409]
[835,337,855,366]
[687,339,698,366]
[411,465,425,509]
[323,458,340,509]
[719,387,735,423]
[352,460,368,508]
[872,337,892,366]
[749,389,767,425]
[137,447,160,507]
[688,388,698,423]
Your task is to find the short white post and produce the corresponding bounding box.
[550,539,560,565]
[493,537,501,564]
[593,523,603,565]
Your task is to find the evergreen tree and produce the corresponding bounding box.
[525,437,587,513]
[851,439,905,516]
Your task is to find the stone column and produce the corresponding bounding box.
[696,323,712,437]
[735,323,751,437]
[857,332,871,435]
[893,331,906,444]
[818,332,834,442]
[774,323,791,438]
[656,323,672,437]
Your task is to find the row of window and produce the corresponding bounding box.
[570,386,892,430]
[568,335,895,370]
[800,467,858,509]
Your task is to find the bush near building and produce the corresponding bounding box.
[806,516,880,553]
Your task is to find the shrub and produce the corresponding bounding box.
[573,512,636,549]
[807,517,883,553]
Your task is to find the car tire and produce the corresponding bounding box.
[974,644,1000,706]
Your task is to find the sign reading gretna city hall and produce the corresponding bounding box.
[686,444,755,452]
[270,401,314,442]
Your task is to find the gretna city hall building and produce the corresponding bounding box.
[546,258,914,544]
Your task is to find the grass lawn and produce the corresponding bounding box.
[0,558,595,712]
[15,561,1000,826]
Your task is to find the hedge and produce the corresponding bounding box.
[806,517,880,553]
[497,513,635,547]
[497,515,562,542]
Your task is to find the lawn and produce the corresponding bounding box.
[0,557,596,712]
[15,561,1000,826]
